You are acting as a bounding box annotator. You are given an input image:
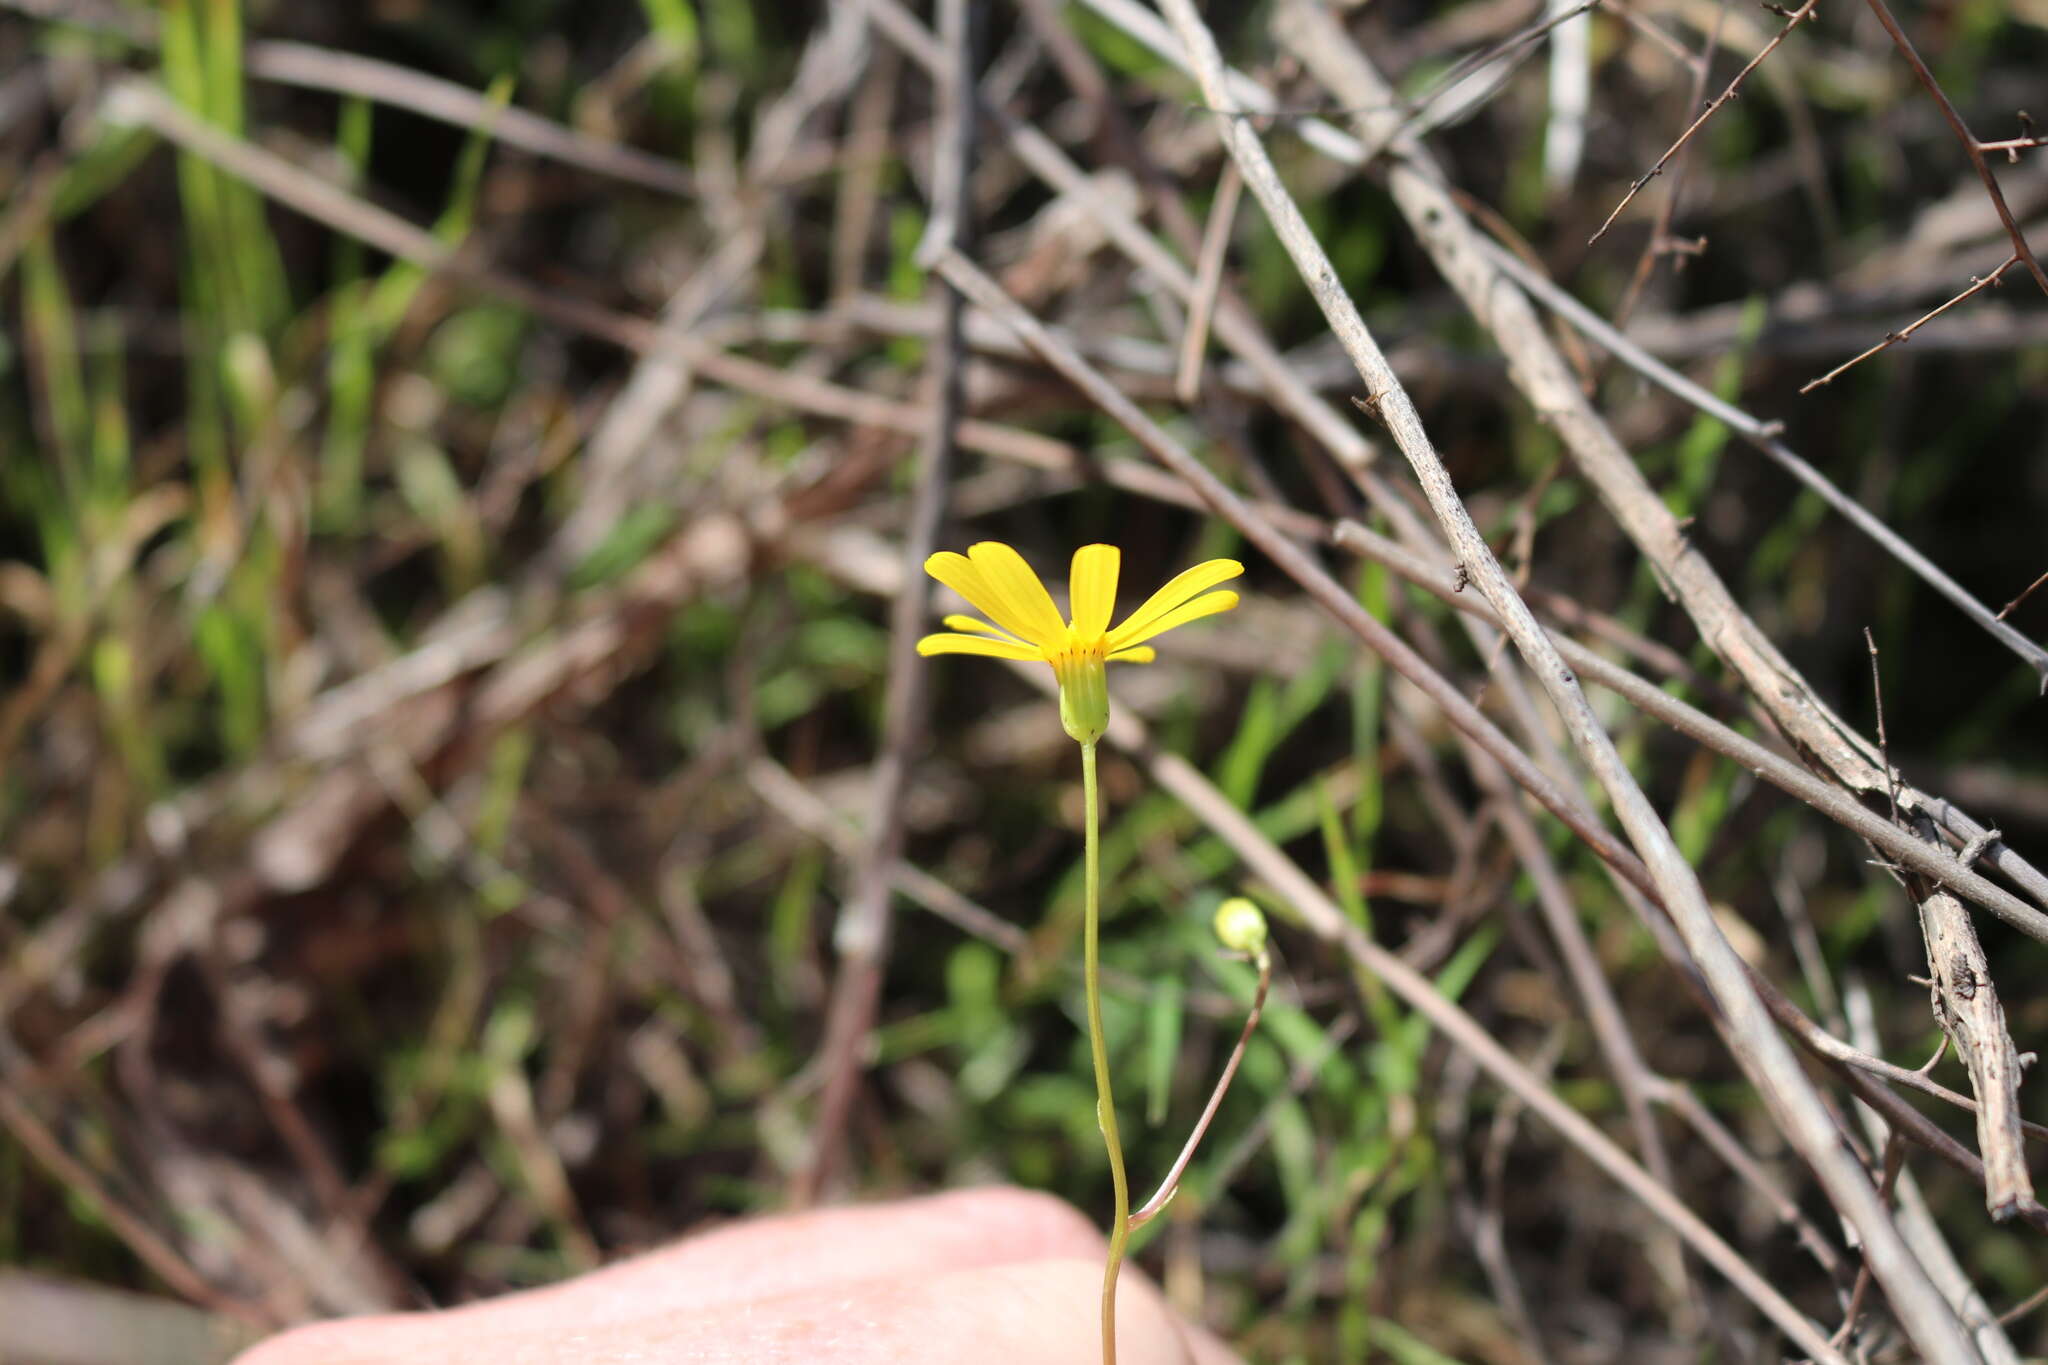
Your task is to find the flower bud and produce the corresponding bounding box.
[1212,897,1268,955]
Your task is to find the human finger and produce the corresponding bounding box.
[230,1187,1107,1363]
[235,1254,1243,1365]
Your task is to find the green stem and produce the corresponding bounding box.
[1081,741,1131,1365]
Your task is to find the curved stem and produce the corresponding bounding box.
[1080,741,1130,1365]
[1129,950,1269,1229]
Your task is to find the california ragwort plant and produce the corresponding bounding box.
[917,541,1259,1364]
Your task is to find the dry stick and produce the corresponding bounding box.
[1845,982,2027,1365]
[746,757,1031,956]
[1801,253,2021,392]
[1174,160,1242,403]
[935,246,1849,1365]
[1860,0,2048,296]
[1610,0,1727,332]
[1160,5,1970,1359]
[798,0,976,1210]
[1905,825,2042,1221]
[1336,517,2048,1163]
[1998,1281,2048,1327]
[1980,134,2048,158]
[1480,244,2048,696]
[1867,633,2034,1219]
[1866,628,1903,828]
[241,42,697,198]
[1346,0,1609,165]
[1587,0,1818,245]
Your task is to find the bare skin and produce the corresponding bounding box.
[232,1187,1243,1365]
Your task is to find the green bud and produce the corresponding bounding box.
[1055,651,1109,745]
[1213,897,1268,955]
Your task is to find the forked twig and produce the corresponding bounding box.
[1588,0,1818,245]
[1861,0,2048,295]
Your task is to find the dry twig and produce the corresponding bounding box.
[1587,0,1819,245]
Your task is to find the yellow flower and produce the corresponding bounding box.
[917,541,1243,744]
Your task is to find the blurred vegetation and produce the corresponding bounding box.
[1,0,2045,1361]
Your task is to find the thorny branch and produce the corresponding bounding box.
[1587,0,1819,245]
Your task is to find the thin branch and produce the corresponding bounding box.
[1978,134,2048,158]
[242,43,698,197]
[1175,160,1243,403]
[1354,0,1609,164]
[1860,0,2048,295]
[1474,237,2048,687]
[1998,568,2048,622]
[1609,0,1728,331]
[1587,0,1819,245]
[1801,254,2021,392]
[1865,629,1902,830]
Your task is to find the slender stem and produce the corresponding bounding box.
[1080,740,1130,1365]
[1128,949,1270,1228]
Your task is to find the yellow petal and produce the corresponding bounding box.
[1068,544,1120,640]
[963,542,1068,647]
[1107,645,1155,663]
[916,632,1043,661]
[943,614,1027,642]
[925,552,1002,628]
[1109,590,1238,649]
[1107,559,1244,651]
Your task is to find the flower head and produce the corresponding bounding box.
[917,541,1243,744]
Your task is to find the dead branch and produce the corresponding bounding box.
[1587,0,1818,245]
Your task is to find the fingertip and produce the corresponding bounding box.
[918,1186,1106,1260]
